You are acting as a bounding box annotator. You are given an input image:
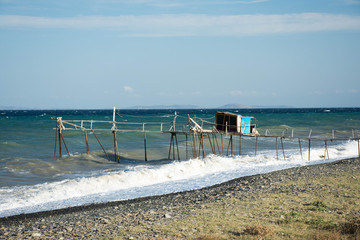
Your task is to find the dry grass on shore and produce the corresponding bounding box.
[116,164,360,239]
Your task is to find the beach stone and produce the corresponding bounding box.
[32,232,41,237]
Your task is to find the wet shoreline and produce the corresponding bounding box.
[1,157,359,239]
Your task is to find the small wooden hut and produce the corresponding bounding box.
[215,111,256,134]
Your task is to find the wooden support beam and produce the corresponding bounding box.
[144,132,148,161]
[308,139,311,161]
[280,137,285,160]
[173,133,176,160]
[239,133,241,156]
[58,128,62,158]
[61,133,71,157]
[275,137,279,160]
[113,131,119,163]
[185,133,188,160]
[298,138,303,160]
[85,130,89,155]
[54,125,58,159]
[226,135,233,156]
[58,127,62,158]
[201,133,205,158]
[255,136,258,156]
[214,134,220,155]
[324,140,329,159]
[175,133,180,160]
[168,133,173,160]
[192,132,197,158]
[221,134,224,156]
[208,134,215,154]
[92,130,110,161]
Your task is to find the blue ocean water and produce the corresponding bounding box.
[0,108,359,217]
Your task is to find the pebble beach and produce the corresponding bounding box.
[1,157,359,239]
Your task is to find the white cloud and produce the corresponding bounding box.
[335,89,360,94]
[348,89,360,93]
[1,13,360,36]
[123,86,134,92]
[230,90,258,96]
[343,0,360,5]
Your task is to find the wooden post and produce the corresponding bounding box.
[58,127,62,158]
[168,133,174,160]
[175,133,180,160]
[214,134,220,155]
[280,137,285,160]
[231,135,233,156]
[255,136,258,156]
[85,130,89,155]
[113,131,119,163]
[186,133,188,159]
[61,133,71,157]
[113,106,116,122]
[358,138,360,158]
[308,139,311,161]
[221,134,224,156]
[239,133,241,156]
[92,130,110,161]
[226,135,232,156]
[324,140,329,159]
[54,124,58,159]
[208,134,215,154]
[144,132,148,161]
[275,137,279,160]
[173,133,176,160]
[192,132,197,158]
[188,115,197,158]
[298,138,303,160]
[198,134,202,157]
[201,133,205,158]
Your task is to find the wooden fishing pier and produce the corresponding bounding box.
[53,108,360,162]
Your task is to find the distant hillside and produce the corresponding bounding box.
[0,105,23,110]
[127,104,200,110]
[126,104,292,110]
[218,104,253,109]
[218,104,292,109]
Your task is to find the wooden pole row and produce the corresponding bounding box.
[54,120,360,163]
[168,132,180,160]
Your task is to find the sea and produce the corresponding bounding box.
[0,108,359,217]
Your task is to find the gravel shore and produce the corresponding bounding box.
[1,158,359,239]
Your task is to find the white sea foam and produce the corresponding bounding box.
[0,140,358,217]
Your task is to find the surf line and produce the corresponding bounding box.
[52,108,360,162]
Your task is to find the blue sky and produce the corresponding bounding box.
[1,0,360,109]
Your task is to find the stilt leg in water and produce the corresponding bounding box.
[85,130,89,155]
[92,130,110,161]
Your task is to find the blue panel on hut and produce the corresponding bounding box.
[240,116,254,134]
